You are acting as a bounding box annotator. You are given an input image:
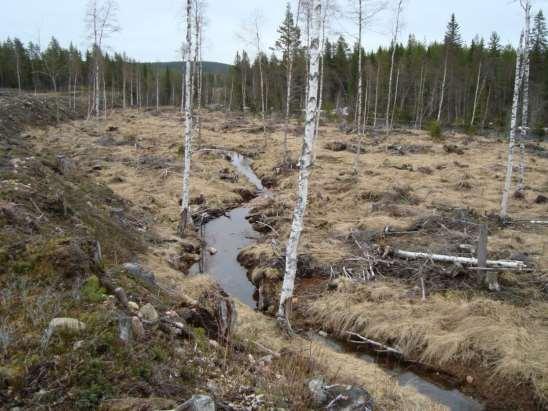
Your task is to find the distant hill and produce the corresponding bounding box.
[147,61,231,75]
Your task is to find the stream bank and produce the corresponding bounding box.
[188,149,485,411]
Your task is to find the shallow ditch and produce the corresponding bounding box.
[189,149,484,411]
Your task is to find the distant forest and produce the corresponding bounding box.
[0,11,546,131]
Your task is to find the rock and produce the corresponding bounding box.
[131,316,145,341]
[175,394,215,411]
[138,303,159,323]
[122,262,156,286]
[318,330,328,338]
[207,247,217,255]
[308,377,374,410]
[99,397,177,411]
[128,301,139,312]
[466,375,474,384]
[46,318,86,336]
[308,377,329,405]
[114,287,129,307]
[325,385,374,410]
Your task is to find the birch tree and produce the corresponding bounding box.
[517,0,531,193]
[85,0,120,119]
[385,0,403,134]
[179,0,194,235]
[277,0,321,332]
[500,31,524,219]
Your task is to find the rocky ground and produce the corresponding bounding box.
[2,93,547,410]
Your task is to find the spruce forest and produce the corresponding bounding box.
[0,1,547,410]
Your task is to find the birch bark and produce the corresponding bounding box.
[385,0,403,134]
[470,61,482,127]
[352,0,364,174]
[180,0,194,235]
[518,0,531,193]
[500,31,524,219]
[277,0,321,330]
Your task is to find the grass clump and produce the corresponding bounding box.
[81,275,106,303]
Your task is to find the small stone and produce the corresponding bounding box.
[466,375,474,384]
[131,316,145,341]
[128,301,139,312]
[175,394,215,411]
[138,303,159,323]
[166,310,178,318]
[318,330,328,337]
[207,247,217,255]
[308,377,328,405]
[248,354,255,364]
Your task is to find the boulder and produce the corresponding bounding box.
[138,303,159,323]
[175,395,215,411]
[46,318,86,336]
[128,301,139,312]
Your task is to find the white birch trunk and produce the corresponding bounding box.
[123,69,127,109]
[312,2,327,164]
[470,61,482,127]
[180,0,194,234]
[385,0,402,134]
[394,250,526,269]
[390,66,400,129]
[102,69,107,120]
[437,52,448,123]
[415,64,424,129]
[352,0,364,174]
[277,0,321,329]
[500,31,524,219]
[518,1,531,192]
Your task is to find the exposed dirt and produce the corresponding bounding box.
[24,103,548,410]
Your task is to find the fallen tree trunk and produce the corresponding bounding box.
[393,249,527,269]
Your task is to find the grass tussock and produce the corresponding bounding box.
[307,280,548,403]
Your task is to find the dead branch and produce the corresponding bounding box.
[345,331,402,356]
[393,249,527,269]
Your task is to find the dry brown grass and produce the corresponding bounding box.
[307,279,548,403]
[235,302,447,411]
[29,108,547,408]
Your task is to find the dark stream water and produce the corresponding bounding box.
[189,150,484,411]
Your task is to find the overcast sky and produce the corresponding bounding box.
[1,0,546,64]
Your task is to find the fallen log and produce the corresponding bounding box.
[393,249,527,269]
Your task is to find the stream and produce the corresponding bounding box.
[190,150,484,411]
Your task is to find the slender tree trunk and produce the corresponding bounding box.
[352,0,364,174]
[180,0,194,235]
[283,49,295,165]
[102,70,107,120]
[437,51,448,123]
[390,66,400,129]
[500,32,524,219]
[481,86,491,130]
[156,72,159,112]
[277,0,321,331]
[518,1,531,193]
[415,64,424,128]
[123,69,127,109]
[15,51,21,93]
[385,0,402,135]
[313,2,327,164]
[373,63,380,128]
[470,60,482,127]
